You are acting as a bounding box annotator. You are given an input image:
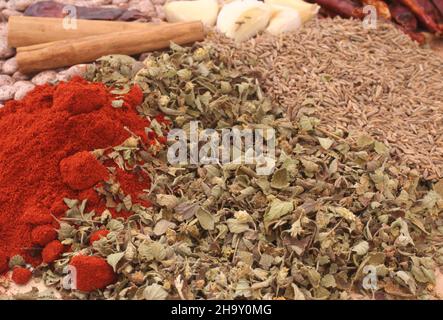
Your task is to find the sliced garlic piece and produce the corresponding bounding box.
[266,5,301,35]
[264,0,319,23]
[217,0,272,42]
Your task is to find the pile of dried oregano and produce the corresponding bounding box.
[11,39,439,301]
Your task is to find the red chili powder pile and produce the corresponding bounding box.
[89,229,110,245]
[70,255,116,292]
[0,77,155,274]
[11,267,32,285]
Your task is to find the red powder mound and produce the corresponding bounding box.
[0,255,8,274]
[31,225,57,246]
[70,256,116,292]
[42,240,64,264]
[0,77,149,270]
[89,229,110,245]
[60,151,109,191]
[11,267,32,285]
[20,207,54,226]
[116,168,151,207]
[53,80,108,115]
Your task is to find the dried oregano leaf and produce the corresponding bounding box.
[107,252,125,272]
[352,241,369,256]
[58,222,75,240]
[143,283,168,300]
[318,137,334,150]
[8,255,26,269]
[264,199,293,224]
[270,168,289,189]
[156,194,180,209]
[138,242,166,262]
[195,208,215,231]
[153,220,176,236]
[111,99,124,108]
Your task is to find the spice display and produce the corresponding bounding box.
[0,41,430,300]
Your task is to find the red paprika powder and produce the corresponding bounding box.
[70,255,116,292]
[89,229,110,245]
[60,151,109,191]
[0,255,8,274]
[0,77,159,273]
[31,225,58,247]
[42,240,64,264]
[11,267,32,285]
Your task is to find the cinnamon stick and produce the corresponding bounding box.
[16,21,205,74]
[8,16,164,47]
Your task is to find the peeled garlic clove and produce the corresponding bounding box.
[266,5,301,35]
[217,0,272,42]
[216,0,259,34]
[264,0,319,23]
[232,6,272,42]
[164,0,220,27]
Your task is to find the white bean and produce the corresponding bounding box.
[12,71,29,81]
[134,0,154,13]
[113,0,129,5]
[1,9,23,19]
[2,57,18,75]
[0,36,15,59]
[0,84,16,101]
[0,74,12,86]
[13,80,35,100]
[31,70,58,85]
[57,64,88,82]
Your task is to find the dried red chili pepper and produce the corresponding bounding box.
[397,0,441,32]
[310,0,365,19]
[24,1,145,21]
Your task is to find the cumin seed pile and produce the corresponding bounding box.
[205,18,443,180]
